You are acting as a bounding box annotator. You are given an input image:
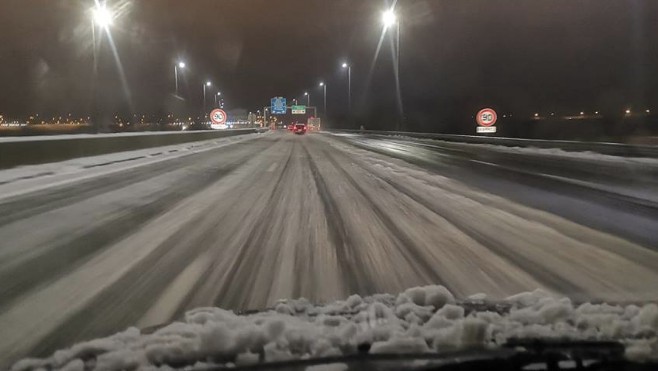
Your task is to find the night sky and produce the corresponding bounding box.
[0,0,656,131]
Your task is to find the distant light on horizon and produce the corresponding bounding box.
[625,109,631,114]
[534,113,539,117]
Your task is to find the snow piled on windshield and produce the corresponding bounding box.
[12,285,658,370]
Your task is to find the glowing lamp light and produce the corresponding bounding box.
[382,9,397,28]
[92,5,113,29]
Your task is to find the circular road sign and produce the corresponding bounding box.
[476,108,497,127]
[210,109,227,125]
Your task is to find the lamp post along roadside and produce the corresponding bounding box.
[202,81,211,115]
[341,62,351,114]
[174,61,185,97]
[382,8,402,128]
[319,82,327,119]
[90,2,116,133]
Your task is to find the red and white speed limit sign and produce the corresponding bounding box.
[476,108,497,127]
[210,109,227,125]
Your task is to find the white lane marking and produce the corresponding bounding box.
[137,253,212,329]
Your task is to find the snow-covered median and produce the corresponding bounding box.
[12,286,658,370]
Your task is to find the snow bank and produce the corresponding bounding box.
[407,135,658,167]
[12,285,658,370]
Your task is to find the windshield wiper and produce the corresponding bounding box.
[196,339,655,371]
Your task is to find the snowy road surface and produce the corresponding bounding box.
[1,131,658,366]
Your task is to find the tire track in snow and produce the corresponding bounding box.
[0,150,225,227]
[167,137,301,317]
[329,135,658,275]
[13,139,282,360]
[320,148,452,292]
[301,142,376,295]
[211,142,298,309]
[0,141,279,311]
[323,138,588,296]
[21,169,262,355]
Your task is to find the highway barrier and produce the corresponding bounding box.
[0,128,268,169]
[331,129,658,158]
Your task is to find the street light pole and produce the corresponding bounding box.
[90,2,115,133]
[174,62,185,97]
[341,63,351,114]
[202,81,211,114]
[91,20,97,74]
[304,92,310,106]
[383,8,402,129]
[396,19,401,120]
[319,82,327,118]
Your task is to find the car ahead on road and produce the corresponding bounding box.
[287,124,295,131]
[293,123,307,135]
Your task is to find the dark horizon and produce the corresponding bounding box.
[0,0,656,132]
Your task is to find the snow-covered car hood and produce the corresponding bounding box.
[12,285,658,370]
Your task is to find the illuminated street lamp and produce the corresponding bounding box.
[382,8,402,128]
[92,3,113,29]
[319,82,327,118]
[625,109,631,114]
[90,2,117,65]
[174,61,186,97]
[341,62,351,113]
[90,1,117,132]
[382,9,397,29]
[203,81,212,113]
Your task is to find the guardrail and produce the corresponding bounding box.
[331,129,658,158]
[0,128,268,170]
